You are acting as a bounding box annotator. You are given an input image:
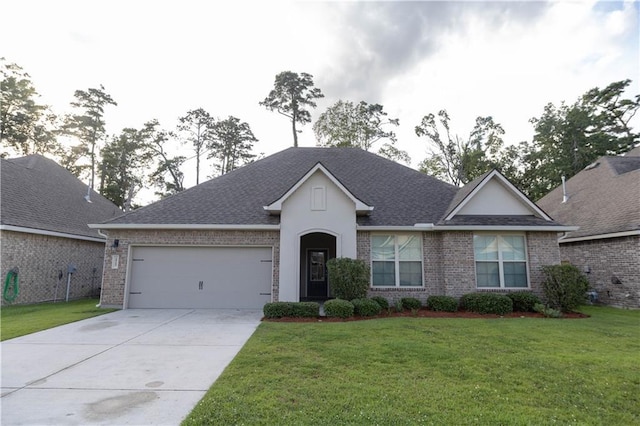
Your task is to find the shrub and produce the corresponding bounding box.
[541,264,589,312]
[323,299,354,318]
[506,291,542,312]
[370,296,389,310]
[326,258,370,301]
[460,293,513,315]
[427,295,458,312]
[263,302,319,318]
[401,297,422,310]
[351,298,382,317]
[394,299,404,312]
[533,303,563,318]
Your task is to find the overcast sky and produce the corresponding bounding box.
[2,0,638,201]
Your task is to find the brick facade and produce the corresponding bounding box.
[560,236,639,308]
[0,230,105,305]
[100,230,280,308]
[357,230,560,304]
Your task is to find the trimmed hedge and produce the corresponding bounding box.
[326,258,370,301]
[324,299,354,318]
[370,296,389,310]
[263,302,320,318]
[506,291,542,312]
[460,293,513,315]
[401,297,422,310]
[427,295,458,312]
[351,298,382,317]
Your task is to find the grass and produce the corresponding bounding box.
[184,306,639,425]
[1,298,116,341]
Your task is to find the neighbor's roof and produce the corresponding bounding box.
[537,149,640,240]
[1,154,122,240]
[100,147,563,229]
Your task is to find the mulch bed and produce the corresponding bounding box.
[263,309,589,322]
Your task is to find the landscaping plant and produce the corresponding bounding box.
[370,296,389,310]
[400,297,422,311]
[326,257,370,300]
[427,295,459,312]
[351,298,382,317]
[506,291,542,312]
[541,264,589,312]
[323,298,354,318]
[461,292,513,315]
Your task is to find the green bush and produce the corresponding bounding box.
[427,295,458,312]
[460,293,513,315]
[541,264,589,312]
[533,303,563,318]
[326,258,370,301]
[351,298,382,317]
[506,291,542,312]
[323,299,354,318]
[394,299,404,312]
[370,296,389,310]
[401,297,422,310]
[263,302,319,318]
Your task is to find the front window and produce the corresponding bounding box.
[372,234,423,287]
[474,234,528,288]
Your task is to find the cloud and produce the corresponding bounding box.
[317,1,550,103]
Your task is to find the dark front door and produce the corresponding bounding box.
[307,249,328,298]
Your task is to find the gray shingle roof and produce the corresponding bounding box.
[537,152,640,239]
[104,147,459,227]
[1,154,122,239]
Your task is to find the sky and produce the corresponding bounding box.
[2,0,638,203]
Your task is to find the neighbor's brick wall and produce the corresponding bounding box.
[100,230,280,308]
[560,236,639,309]
[0,230,105,306]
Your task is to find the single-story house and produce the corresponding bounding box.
[537,147,640,308]
[1,154,121,305]
[92,147,574,310]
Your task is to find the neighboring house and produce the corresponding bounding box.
[537,147,640,309]
[92,147,574,310]
[1,154,121,305]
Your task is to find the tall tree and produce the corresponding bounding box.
[177,108,214,185]
[0,58,59,156]
[100,127,151,210]
[313,100,409,164]
[208,116,257,175]
[520,79,639,200]
[141,120,185,198]
[260,71,324,147]
[63,85,117,188]
[415,110,507,186]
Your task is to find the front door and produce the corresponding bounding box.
[307,249,328,298]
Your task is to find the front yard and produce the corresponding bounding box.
[184,306,639,425]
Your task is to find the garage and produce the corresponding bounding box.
[127,246,273,309]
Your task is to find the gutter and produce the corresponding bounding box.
[0,224,106,243]
[88,223,281,231]
[558,229,640,244]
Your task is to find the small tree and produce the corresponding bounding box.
[541,264,590,312]
[326,257,370,301]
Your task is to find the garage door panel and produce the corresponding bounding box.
[128,247,272,309]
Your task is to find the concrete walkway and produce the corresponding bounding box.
[1,309,263,425]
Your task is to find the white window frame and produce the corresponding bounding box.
[474,233,530,289]
[370,234,424,288]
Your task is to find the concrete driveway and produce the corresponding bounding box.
[1,309,263,425]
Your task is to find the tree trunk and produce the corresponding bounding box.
[292,118,298,147]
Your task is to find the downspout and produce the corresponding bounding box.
[561,176,568,203]
[96,228,108,307]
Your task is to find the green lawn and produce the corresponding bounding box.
[1,298,116,341]
[184,306,639,425]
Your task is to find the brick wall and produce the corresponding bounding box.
[0,230,105,305]
[560,236,639,308]
[441,231,476,297]
[526,232,561,299]
[100,230,280,308]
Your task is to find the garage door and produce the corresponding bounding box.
[127,246,272,309]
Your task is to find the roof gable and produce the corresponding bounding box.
[263,163,373,214]
[444,170,551,221]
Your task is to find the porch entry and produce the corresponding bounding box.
[300,232,336,300]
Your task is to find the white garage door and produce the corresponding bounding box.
[127,246,272,309]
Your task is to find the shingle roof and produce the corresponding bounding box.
[104,147,459,227]
[443,215,561,227]
[537,152,640,239]
[1,154,122,239]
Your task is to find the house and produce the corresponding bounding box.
[537,147,640,308]
[1,154,121,305]
[91,147,574,310]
